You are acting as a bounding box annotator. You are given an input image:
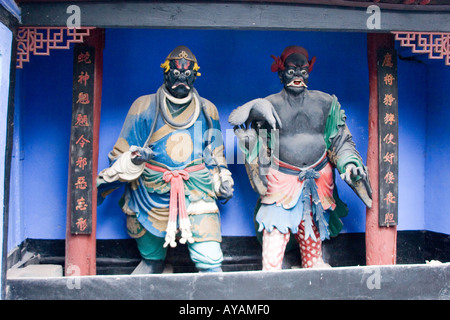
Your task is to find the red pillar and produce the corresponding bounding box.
[65,29,104,276]
[366,33,397,265]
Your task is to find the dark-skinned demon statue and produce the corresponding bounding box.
[229,46,371,270]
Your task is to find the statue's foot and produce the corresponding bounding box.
[131,259,166,275]
[311,259,331,269]
[198,267,223,273]
[300,255,332,269]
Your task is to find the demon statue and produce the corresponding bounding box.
[97,46,233,273]
[228,46,371,270]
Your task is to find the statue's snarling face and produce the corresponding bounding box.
[164,58,197,99]
[279,53,310,96]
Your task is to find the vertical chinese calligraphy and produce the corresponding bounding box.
[377,48,399,227]
[69,44,96,234]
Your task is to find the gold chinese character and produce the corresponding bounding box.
[382,52,394,68]
[383,94,396,106]
[75,197,88,211]
[383,191,396,205]
[384,213,395,225]
[76,157,88,170]
[383,133,396,145]
[384,171,395,184]
[78,71,90,86]
[76,92,90,105]
[384,73,395,86]
[384,113,396,125]
[76,218,88,231]
[76,135,90,148]
[78,52,91,64]
[75,176,88,190]
[74,114,89,127]
[383,152,395,165]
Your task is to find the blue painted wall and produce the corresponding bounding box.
[425,61,450,234]
[397,56,427,231]
[8,29,450,248]
[10,49,73,246]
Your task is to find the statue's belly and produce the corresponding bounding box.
[277,133,326,168]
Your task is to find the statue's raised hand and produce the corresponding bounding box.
[129,146,154,165]
[228,98,282,130]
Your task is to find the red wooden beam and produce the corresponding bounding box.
[65,28,104,276]
[366,33,397,266]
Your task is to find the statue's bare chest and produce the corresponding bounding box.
[275,99,328,135]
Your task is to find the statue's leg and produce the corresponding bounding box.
[262,228,290,270]
[132,231,167,274]
[186,211,224,272]
[295,219,330,268]
[188,240,223,272]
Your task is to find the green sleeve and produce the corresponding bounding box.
[324,95,346,150]
[325,95,364,174]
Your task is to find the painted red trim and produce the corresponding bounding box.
[366,33,397,266]
[65,29,104,276]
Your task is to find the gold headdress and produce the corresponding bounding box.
[160,45,201,76]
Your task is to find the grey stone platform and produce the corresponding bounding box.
[7,264,63,278]
[6,263,450,300]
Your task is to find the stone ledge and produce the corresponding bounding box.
[6,263,450,300]
[7,264,63,278]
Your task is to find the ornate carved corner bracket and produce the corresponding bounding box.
[16,27,96,69]
[392,31,450,66]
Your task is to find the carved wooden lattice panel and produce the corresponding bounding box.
[393,32,450,66]
[16,27,95,68]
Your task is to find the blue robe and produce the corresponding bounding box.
[97,89,230,242]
